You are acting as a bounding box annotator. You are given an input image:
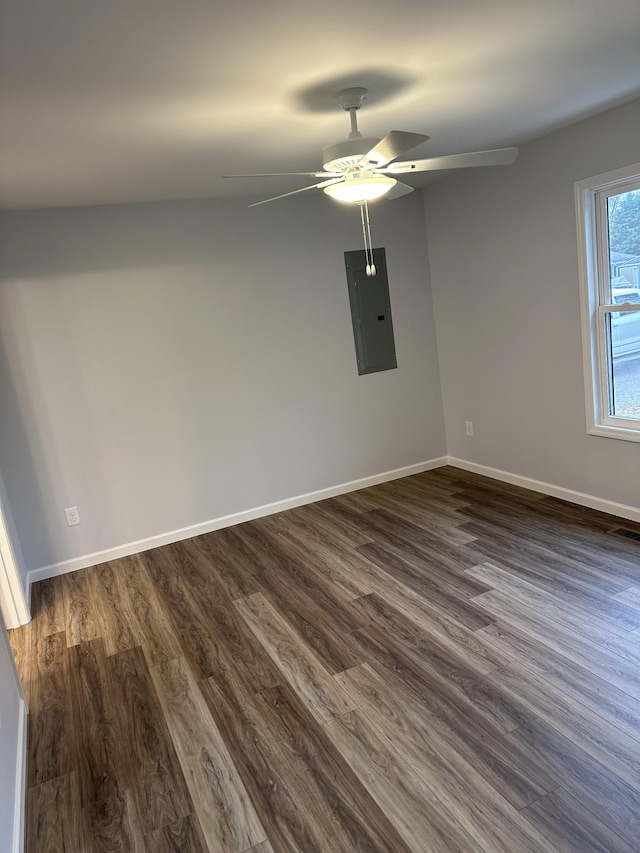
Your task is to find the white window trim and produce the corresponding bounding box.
[575,161,640,443]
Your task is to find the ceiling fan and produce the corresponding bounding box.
[224,87,518,274]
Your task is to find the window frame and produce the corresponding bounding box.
[575,162,640,443]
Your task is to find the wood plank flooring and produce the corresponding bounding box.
[8,466,640,852]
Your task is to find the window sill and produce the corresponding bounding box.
[588,423,640,443]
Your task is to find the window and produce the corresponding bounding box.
[576,162,640,442]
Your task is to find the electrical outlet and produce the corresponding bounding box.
[465,421,474,437]
[65,506,81,526]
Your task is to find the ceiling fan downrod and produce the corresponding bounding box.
[348,108,360,138]
[336,87,368,140]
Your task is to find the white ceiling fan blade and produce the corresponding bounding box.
[360,131,430,168]
[385,147,519,174]
[385,181,414,199]
[223,171,340,178]
[248,177,343,208]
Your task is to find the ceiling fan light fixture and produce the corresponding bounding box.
[323,172,397,203]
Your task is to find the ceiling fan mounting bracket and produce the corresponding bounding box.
[335,87,368,111]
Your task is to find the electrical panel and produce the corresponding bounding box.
[344,248,397,375]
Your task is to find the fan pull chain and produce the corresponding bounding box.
[359,201,376,276]
[364,201,376,276]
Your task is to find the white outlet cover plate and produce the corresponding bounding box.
[65,506,81,526]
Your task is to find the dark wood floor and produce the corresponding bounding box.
[9,466,640,852]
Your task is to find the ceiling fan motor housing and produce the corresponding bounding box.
[322,137,381,173]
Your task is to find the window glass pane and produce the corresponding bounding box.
[606,310,640,419]
[605,186,640,421]
[607,187,640,300]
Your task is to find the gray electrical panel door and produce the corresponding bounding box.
[344,248,397,375]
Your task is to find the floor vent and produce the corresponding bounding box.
[609,527,640,541]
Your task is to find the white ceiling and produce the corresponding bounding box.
[1,0,639,211]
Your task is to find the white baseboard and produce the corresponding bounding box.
[28,457,449,584]
[27,454,640,588]
[13,700,27,853]
[447,456,640,524]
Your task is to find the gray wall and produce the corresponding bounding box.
[425,97,640,507]
[0,192,445,572]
